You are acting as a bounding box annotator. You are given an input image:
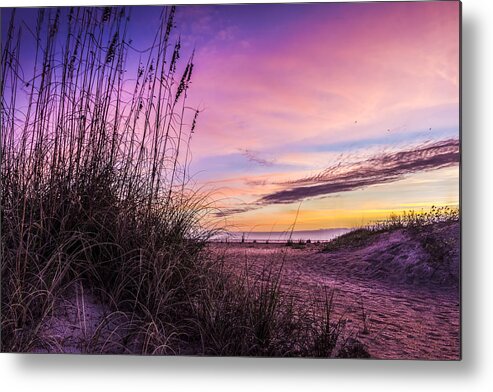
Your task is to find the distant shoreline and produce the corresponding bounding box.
[211,228,352,242]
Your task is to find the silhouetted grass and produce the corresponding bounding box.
[369,206,459,232]
[1,6,210,354]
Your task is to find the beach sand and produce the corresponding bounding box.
[212,221,460,360]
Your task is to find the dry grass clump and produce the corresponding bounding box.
[1,6,366,357]
[369,206,459,232]
[189,259,368,358]
[323,206,459,259]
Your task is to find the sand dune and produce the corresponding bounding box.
[214,221,460,360]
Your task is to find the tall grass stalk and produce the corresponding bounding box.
[1,6,208,353]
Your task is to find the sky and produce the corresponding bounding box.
[2,2,460,232]
[175,1,460,231]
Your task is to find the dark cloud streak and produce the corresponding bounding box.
[259,138,459,205]
[213,205,260,218]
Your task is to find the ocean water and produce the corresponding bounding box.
[212,228,351,243]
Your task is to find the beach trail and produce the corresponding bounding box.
[213,221,460,360]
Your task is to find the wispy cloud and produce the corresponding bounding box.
[213,205,261,218]
[239,148,276,167]
[258,138,459,205]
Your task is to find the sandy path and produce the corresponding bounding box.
[214,240,460,360]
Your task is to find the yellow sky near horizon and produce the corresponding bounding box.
[210,165,459,232]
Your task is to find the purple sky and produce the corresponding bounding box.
[2,2,460,231]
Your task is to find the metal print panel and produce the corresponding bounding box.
[0,1,460,359]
